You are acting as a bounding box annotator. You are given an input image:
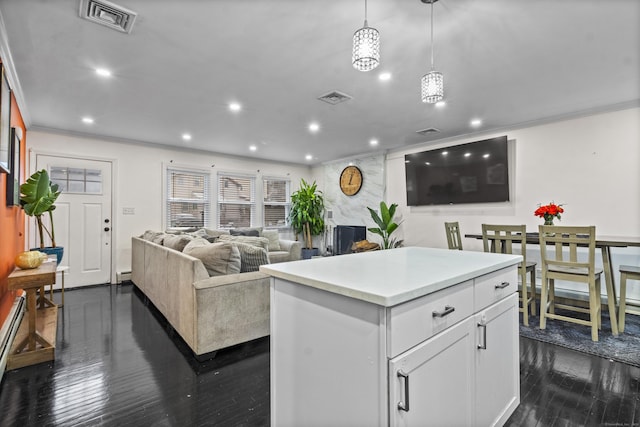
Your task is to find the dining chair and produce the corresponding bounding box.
[618,265,640,333]
[538,225,602,341]
[444,221,463,250]
[481,224,537,326]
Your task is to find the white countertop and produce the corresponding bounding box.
[260,247,522,307]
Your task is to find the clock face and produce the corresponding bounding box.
[339,166,363,196]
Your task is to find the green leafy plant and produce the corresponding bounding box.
[289,179,325,249]
[367,201,403,249]
[20,169,61,248]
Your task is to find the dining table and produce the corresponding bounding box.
[464,233,640,336]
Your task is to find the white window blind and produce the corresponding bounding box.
[217,173,255,229]
[166,168,209,229]
[263,177,290,228]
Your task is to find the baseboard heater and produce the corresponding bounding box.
[0,292,26,382]
[116,271,132,283]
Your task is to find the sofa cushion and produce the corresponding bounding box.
[200,228,231,238]
[142,230,166,244]
[217,235,270,251]
[230,227,262,237]
[262,229,281,251]
[183,238,241,277]
[233,242,270,272]
[268,251,291,264]
[163,234,194,252]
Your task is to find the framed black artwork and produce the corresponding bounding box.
[0,65,11,174]
[6,127,21,206]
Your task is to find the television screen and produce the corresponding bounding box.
[405,136,509,206]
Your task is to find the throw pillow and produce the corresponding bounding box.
[163,234,194,252]
[262,229,281,251]
[217,235,270,251]
[183,238,241,277]
[229,227,262,237]
[201,228,231,238]
[142,230,165,242]
[233,242,270,272]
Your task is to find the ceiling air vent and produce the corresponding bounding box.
[79,0,137,34]
[318,91,352,105]
[416,128,441,135]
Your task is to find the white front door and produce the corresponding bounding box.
[35,154,113,287]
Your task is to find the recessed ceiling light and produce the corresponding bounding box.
[182,133,192,141]
[95,68,111,77]
[249,145,257,152]
[308,122,320,133]
[82,117,94,124]
[229,102,242,112]
[483,153,490,158]
[470,118,482,127]
[369,138,379,146]
[378,72,392,81]
[435,101,446,108]
[425,162,431,165]
[441,151,448,156]
[305,154,313,161]
[464,152,471,157]
[405,160,410,163]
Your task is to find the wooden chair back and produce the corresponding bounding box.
[538,225,597,281]
[444,221,463,250]
[481,224,527,267]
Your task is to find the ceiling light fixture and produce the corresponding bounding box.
[378,72,392,81]
[182,133,192,141]
[352,0,380,72]
[305,154,313,161]
[435,101,446,108]
[421,0,444,104]
[229,102,242,112]
[82,117,94,124]
[369,138,379,146]
[249,145,257,152]
[470,118,482,127]
[95,68,112,77]
[308,122,320,133]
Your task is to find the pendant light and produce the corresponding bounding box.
[421,0,444,103]
[352,0,380,72]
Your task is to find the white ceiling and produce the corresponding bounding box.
[0,0,638,165]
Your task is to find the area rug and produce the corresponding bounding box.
[519,308,640,368]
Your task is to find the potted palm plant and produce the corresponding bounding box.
[289,179,325,259]
[367,201,403,249]
[20,169,64,264]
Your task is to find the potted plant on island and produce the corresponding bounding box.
[20,169,64,264]
[367,201,403,249]
[289,179,325,259]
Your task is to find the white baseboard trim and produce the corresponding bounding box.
[0,291,26,382]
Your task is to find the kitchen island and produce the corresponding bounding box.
[261,247,522,427]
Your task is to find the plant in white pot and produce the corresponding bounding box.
[20,169,64,264]
[289,179,325,259]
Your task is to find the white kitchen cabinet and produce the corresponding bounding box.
[261,247,522,427]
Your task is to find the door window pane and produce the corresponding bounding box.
[49,166,103,194]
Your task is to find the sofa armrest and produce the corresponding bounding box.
[278,239,302,261]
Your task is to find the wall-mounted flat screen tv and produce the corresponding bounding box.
[405,136,509,206]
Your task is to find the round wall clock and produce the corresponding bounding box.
[339,165,363,196]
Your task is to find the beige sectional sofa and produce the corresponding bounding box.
[131,230,301,357]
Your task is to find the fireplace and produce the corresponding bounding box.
[333,225,367,255]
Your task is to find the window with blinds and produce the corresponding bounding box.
[263,177,290,228]
[217,173,255,229]
[166,168,209,229]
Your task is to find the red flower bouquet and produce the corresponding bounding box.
[534,202,564,225]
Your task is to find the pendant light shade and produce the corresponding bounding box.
[352,0,380,72]
[421,71,443,104]
[421,0,443,103]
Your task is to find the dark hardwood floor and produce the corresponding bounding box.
[0,284,638,426]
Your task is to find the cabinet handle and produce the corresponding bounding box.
[397,370,410,412]
[432,305,455,318]
[478,323,487,349]
[494,281,510,289]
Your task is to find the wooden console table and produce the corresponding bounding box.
[7,260,58,370]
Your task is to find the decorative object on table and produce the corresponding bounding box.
[14,250,48,269]
[6,127,21,206]
[534,202,564,225]
[0,64,11,174]
[350,239,380,252]
[352,0,380,72]
[366,201,403,249]
[339,165,363,196]
[20,169,64,265]
[289,179,325,259]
